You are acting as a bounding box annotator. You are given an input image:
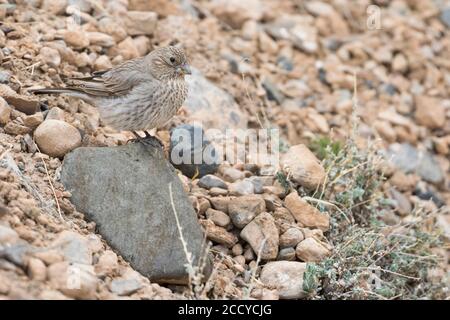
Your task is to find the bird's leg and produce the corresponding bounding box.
[128,131,164,149]
[132,131,142,139]
[127,131,143,144]
[142,130,164,149]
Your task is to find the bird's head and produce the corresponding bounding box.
[147,45,191,81]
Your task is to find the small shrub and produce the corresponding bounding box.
[303,138,447,300]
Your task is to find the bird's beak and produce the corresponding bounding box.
[180,63,192,75]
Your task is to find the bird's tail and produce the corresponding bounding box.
[29,87,95,105]
[29,87,77,95]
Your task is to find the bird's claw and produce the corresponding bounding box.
[128,131,164,149]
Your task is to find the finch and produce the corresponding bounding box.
[31,45,192,147]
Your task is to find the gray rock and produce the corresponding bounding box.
[440,8,450,28]
[277,247,296,261]
[0,71,11,84]
[185,68,247,130]
[0,225,19,244]
[198,174,228,190]
[68,0,92,13]
[170,124,219,178]
[276,55,294,71]
[388,188,411,216]
[262,78,285,104]
[416,151,445,184]
[229,179,255,196]
[386,143,444,184]
[228,195,266,229]
[60,143,209,284]
[247,176,264,194]
[52,230,92,265]
[265,15,318,53]
[0,243,33,268]
[414,183,446,208]
[381,83,397,96]
[110,278,142,296]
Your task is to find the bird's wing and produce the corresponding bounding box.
[65,58,152,98]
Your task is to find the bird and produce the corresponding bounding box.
[31,45,192,148]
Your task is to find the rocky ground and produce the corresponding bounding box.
[0,0,449,299]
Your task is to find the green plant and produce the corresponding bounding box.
[309,136,342,160]
[303,138,447,300]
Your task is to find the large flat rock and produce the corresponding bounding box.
[60,143,208,284]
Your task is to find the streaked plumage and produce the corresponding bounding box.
[32,45,191,133]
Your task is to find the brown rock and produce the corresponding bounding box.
[240,212,279,260]
[277,247,296,261]
[205,208,231,227]
[39,46,61,68]
[48,262,98,299]
[231,243,243,256]
[86,32,115,48]
[34,120,82,158]
[63,30,90,49]
[279,227,304,248]
[209,196,232,213]
[228,195,266,228]
[284,192,329,231]
[133,36,151,56]
[93,55,112,71]
[46,107,65,121]
[415,96,446,129]
[0,97,11,125]
[128,0,181,17]
[260,261,307,299]
[4,121,32,135]
[0,84,39,115]
[98,17,127,43]
[200,219,238,247]
[197,197,211,215]
[0,274,10,295]
[209,187,228,197]
[74,52,92,68]
[124,11,158,36]
[281,144,326,190]
[128,0,182,17]
[251,288,280,300]
[95,250,118,275]
[111,37,140,60]
[392,53,408,73]
[27,257,47,281]
[295,237,331,262]
[210,0,264,29]
[32,250,64,265]
[23,113,44,129]
[41,0,67,15]
[243,247,255,261]
[259,31,278,54]
[39,290,70,300]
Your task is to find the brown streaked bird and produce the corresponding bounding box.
[31,45,192,147]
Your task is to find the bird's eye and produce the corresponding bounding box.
[170,57,176,64]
